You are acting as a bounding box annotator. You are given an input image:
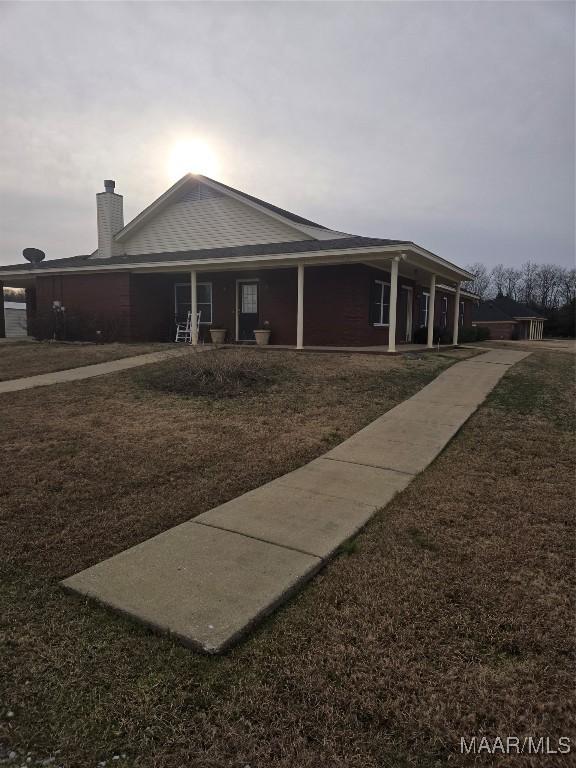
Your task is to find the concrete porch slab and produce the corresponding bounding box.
[62,522,320,654]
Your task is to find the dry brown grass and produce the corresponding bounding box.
[0,349,456,577]
[0,341,165,381]
[0,349,573,767]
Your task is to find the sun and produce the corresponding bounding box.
[168,139,220,181]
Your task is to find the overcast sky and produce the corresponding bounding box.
[0,1,573,270]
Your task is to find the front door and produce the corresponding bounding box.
[237,281,259,341]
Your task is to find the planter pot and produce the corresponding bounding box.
[209,328,227,344]
[254,329,271,346]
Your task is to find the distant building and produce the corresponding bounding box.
[472,294,546,340]
[4,301,27,337]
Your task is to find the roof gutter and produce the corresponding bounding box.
[0,244,473,282]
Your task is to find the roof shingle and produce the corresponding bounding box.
[0,236,409,273]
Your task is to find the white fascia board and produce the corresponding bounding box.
[407,245,474,281]
[0,244,468,280]
[0,245,404,278]
[436,283,478,300]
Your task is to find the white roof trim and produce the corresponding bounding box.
[0,243,474,282]
[113,174,329,244]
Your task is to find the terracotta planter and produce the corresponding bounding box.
[209,328,226,344]
[254,329,271,346]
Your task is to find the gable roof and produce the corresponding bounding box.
[113,174,341,247]
[204,176,330,230]
[473,295,546,322]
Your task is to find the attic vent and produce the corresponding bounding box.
[182,183,222,203]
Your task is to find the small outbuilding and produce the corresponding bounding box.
[472,294,546,340]
[3,301,28,337]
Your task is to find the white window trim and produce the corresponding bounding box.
[459,300,465,327]
[440,296,448,328]
[373,279,390,327]
[175,281,213,325]
[420,291,430,327]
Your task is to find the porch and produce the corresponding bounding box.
[6,246,472,349]
[156,261,468,352]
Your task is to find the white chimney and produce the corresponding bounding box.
[96,180,124,258]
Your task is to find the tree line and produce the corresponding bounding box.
[463,262,576,337]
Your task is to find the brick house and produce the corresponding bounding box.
[472,295,546,340]
[0,175,476,350]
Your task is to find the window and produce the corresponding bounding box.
[175,282,213,325]
[197,283,213,324]
[241,283,258,314]
[440,296,448,328]
[371,280,390,325]
[459,300,465,327]
[419,292,430,327]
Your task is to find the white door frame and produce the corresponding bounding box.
[402,286,413,342]
[235,278,260,342]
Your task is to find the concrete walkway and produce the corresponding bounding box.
[62,348,530,654]
[0,347,199,394]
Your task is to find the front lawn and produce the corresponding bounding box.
[0,349,573,767]
[0,341,167,381]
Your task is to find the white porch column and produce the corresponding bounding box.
[190,269,198,345]
[452,282,461,345]
[388,257,399,353]
[296,263,304,349]
[427,273,436,348]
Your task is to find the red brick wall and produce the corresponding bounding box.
[130,273,174,342]
[29,267,477,345]
[303,264,421,346]
[473,321,517,340]
[34,273,131,341]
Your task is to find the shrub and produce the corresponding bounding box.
[139,349,284,397]
[413,325,451,344]
[458,326,490,343]
[457,327,478,343]
[476,326,490,341]
[413,326,428,344]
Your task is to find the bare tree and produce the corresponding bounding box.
[518,262,539,305]
[559,268,576,306]
[490,264,520,298]
[491,264,506,296]
[463,262,491,298]
[535,264,563,311]
[503,267,521,300]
